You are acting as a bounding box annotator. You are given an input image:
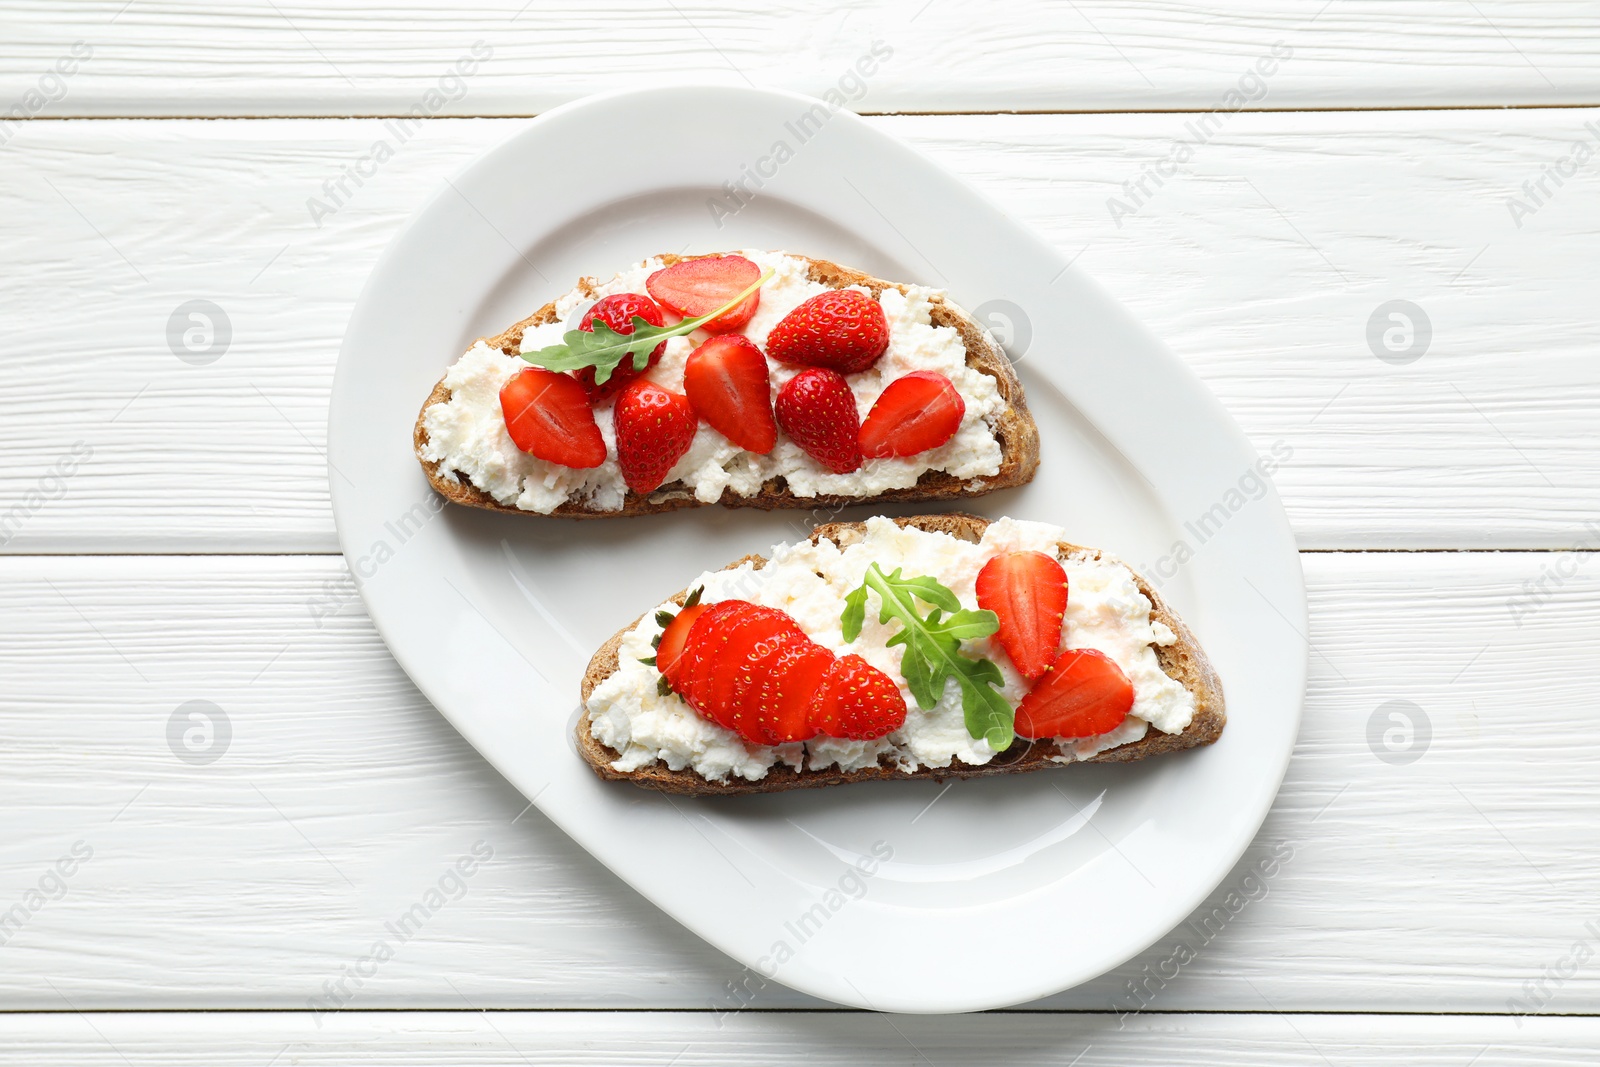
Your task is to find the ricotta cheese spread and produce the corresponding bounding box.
[417,250,1007,514]
[585,517,1198,782]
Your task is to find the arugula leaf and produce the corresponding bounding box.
[842,564,1015,751]
[522,268,773,385]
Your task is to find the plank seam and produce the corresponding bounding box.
[0,1008,1596,1017]
[0,548,1587,560]
[4,102,1600,122]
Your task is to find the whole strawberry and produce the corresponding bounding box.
[613,379,697,494]
[775,368,862,474]
[574,293,668,402]
[766,289,889,374]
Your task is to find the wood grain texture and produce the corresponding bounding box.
[0,1011,1594,1064]
[3,1,1600,116]
[1,551,1597,1012]
[2,111,1598,553]
[3,0,1595,1044]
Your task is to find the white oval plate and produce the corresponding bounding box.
[329,86,1305,1013]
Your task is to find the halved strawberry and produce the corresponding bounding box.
[975,550,1068,682]
[646,255,762,334]
[498,367,607,468]
[766,289,889,373]
[748,643,834,745]
[775,367,862,474]
[682,335,777,454]
[810,654,906,740]
[1013,648,1133,739]
[613,379,698,494]
[655,601,709,689]
[574,293,668,402]
[859,371,966,459]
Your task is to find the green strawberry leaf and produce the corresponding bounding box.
[841,563,1014,750]
[522,268,773,385]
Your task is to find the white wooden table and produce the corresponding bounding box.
[3,2,1599,1061]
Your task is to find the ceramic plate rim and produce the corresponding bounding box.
[328,84,1307,1013]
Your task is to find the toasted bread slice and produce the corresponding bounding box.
[414,254,1039,518]
[577,514,1225,795]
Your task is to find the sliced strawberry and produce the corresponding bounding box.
[678,603,797,731]
[775,367,862,474]
[715,619,798,709]
[668,599,904,746]
[706,611,801,724]
[725,630,808,744]
[748,642,833,745]
[766,289,889,374]
[859,371,966,459]
[677,603,759,728]
[646,255,762,334]
[975,550,1068,682]
[1013,648,1133,739]
[498,367,607,468]
[682,336,777,454]
[613,379,698,494]
[655,602,709,689]
[574,293,668,402]
[810,653,907,740]
[674,601,752,719]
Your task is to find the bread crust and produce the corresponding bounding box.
[413,254,1040,518]
[575,514,1225,795]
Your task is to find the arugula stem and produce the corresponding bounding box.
[864,566,969,707]
[860,564,1014,750]
[521,267,774,382]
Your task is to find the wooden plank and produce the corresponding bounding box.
[2,2,1600,116]
[1,551,1597,1011]
[0,1011,1594,1064]
[2,112,1596,552]
[898,109,1600,550]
